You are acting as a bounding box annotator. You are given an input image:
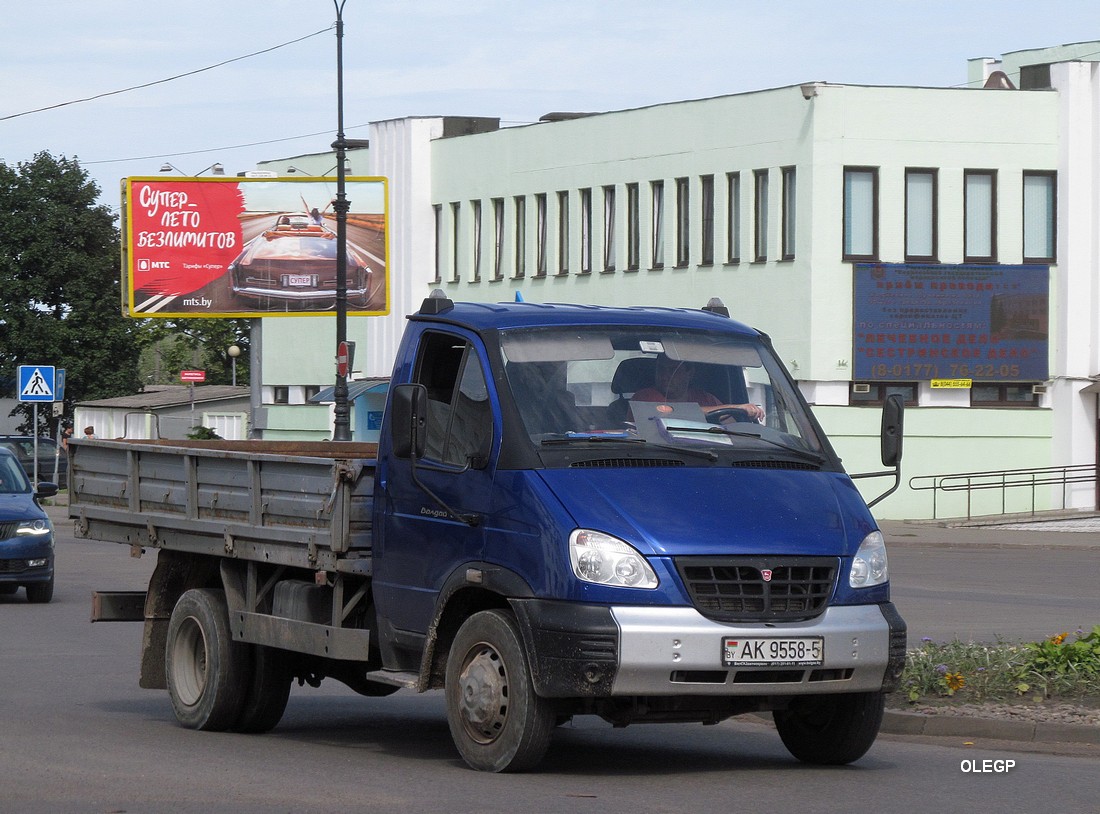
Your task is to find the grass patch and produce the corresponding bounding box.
[898,626,1100,704]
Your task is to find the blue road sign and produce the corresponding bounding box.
[18,365,56,402]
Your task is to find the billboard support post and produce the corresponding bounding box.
[331,0,352,442]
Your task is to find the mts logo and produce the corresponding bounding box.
[138,259,170,270]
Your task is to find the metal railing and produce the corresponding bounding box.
[909,463,1097,520]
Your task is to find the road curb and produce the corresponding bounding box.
[882,709,1100,745]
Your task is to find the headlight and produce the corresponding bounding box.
[568,529,659,589]
[849,530,888,588]
[17,519,51,536]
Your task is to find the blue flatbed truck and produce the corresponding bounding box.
[73,293,906,772]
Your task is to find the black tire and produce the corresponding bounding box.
[165,589,250,731]
[234,645,293,733]
[25,577,54,604]
[445,609,555,772]
[773,692,885,765]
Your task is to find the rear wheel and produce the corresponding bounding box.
[25,576,54,604]
[234,645,293,733]
[773,692,885,765]
[445,609,555,772]
[166,589,249,731]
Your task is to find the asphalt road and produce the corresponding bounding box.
[882,518,1100,643]
[1,504,1097,813]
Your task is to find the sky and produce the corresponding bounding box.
[3,0,1100,210]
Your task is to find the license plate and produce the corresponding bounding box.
[722,636,823,667]
[285,274,314,287]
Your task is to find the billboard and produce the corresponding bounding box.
[122,177,389,318]
[853,263,1049,382]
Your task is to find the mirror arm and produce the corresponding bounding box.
[850,465,901,508]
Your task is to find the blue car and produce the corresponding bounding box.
[0,448,57,603]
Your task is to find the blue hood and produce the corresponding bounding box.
[536,467,876,557]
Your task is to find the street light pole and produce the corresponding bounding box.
[331,0,351,441]
[228,344,241,387]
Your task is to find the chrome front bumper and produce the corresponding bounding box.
[609,603,896,696]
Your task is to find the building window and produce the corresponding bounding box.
[450,202,461,282]
[850,382,917,406]
[626,183,640,271]
[272,386,290,404]
[699,174,715,265]
[513,196,526,279]
[781,166,795,261]
[651,180,665,269]
[492,198,504,281]
[603,185,617,272]
[843,167,878,261]
[971,383,1040,407]
[557,191,570,275]
[432,204,443,283]
[1019,63,1051,90]
[726,172,741,264]
[964,169,997,263]
[304,385,322,402]
[535,193,547,277]
[905,168,937,262]
[470,199,482,282]
[753,169,769,262]
[580,188,592,274]
[1023,171,1056,263]
[675,177,690,267]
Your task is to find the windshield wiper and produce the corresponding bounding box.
[541,435,718,462]
[662,424,826,465]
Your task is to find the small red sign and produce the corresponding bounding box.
[180,370,206,382]
[336,341,349,378]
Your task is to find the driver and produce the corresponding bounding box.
[631,354,765,422]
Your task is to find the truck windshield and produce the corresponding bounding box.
[499,326,825,458]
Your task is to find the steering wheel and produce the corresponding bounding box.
[706,407,755,424]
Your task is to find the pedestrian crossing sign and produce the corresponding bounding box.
[17,365,56,402]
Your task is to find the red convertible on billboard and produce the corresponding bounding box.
[227,214,376,309]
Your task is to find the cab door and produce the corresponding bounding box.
[374,330,497,647]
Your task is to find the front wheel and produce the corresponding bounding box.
[166,588,249,731]
[773,692,885,765]
[445,609,555,772]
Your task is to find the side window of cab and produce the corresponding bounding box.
[413,332,492,467]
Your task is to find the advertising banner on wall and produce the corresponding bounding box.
[122,177,388,318]
[853,263,1049,382]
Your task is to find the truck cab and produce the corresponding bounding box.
[378,294,905,770]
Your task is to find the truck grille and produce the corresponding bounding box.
[674,556,837,622]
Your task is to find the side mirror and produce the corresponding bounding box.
[35,482,59,500]
[390,383,427,459]
[880,393,904,468]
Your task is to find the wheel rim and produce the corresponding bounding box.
[456,642,509,744]
[170,615,209,707]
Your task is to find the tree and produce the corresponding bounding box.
[138,318,250,387]
[0,152,142,434]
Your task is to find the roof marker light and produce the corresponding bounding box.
[702,297,730,317]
